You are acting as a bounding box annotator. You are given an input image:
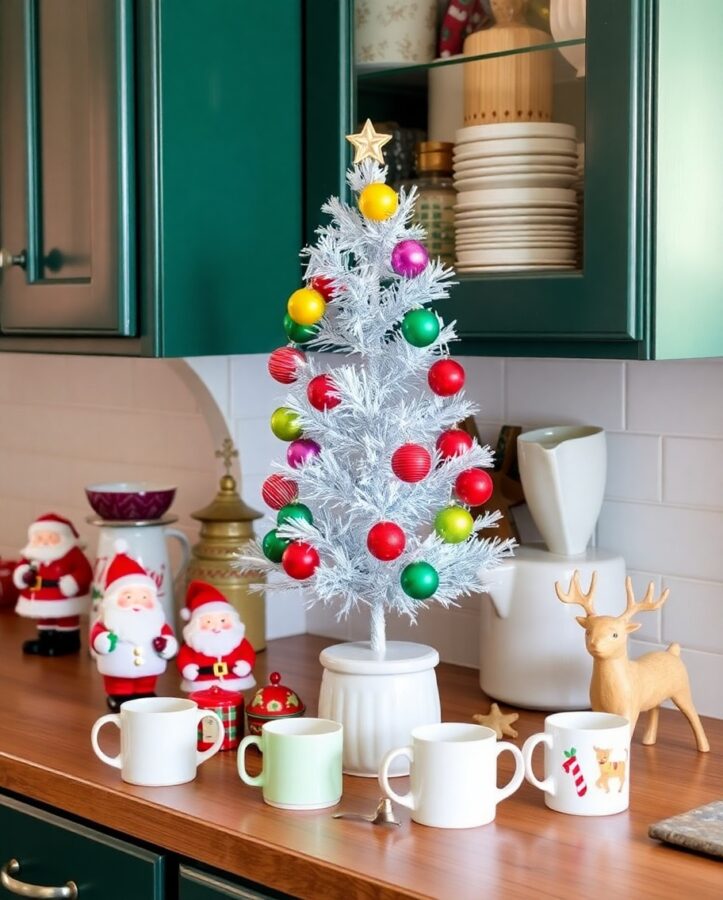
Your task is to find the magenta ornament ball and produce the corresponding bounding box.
[287,438,321,469]
[391,240,429,278]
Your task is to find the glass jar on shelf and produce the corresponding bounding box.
[405,141,456,268]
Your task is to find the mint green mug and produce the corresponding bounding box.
[237,718,343,809]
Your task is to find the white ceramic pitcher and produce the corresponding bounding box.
[517,425,606,557]
[89,517,191,627]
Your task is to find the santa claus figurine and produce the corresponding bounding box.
[13,513,93,656]
[91,548,178,711]
[177,581,256,694]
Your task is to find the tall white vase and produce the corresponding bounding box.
[318,641,440,777]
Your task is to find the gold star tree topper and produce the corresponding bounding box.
[346,119,392,165]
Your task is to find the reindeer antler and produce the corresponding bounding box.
[555,570,598,617]
[621,577,670,620]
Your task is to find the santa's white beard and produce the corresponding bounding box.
[22,538,75,563]
[184,621,245,658]
[103,599,165,645]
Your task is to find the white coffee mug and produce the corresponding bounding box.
[91,696,223,786]
[522,711,630,816]
[378,722,524,828]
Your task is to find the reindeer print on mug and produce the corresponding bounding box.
[592,747,628,793]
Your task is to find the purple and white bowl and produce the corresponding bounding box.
[85,483,176,521]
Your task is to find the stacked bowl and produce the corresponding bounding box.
[453,122,580,272]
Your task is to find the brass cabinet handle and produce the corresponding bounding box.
[0,859,78,899]
[0,248,27,269]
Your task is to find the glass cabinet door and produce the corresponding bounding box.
[305,1,654,358]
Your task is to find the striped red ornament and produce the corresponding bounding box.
[261,474,299,510]
[562,747,587,797]
[268,347,306,384]
[309,275,335,301]
[391,444,432,483]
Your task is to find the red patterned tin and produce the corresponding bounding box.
[191,686,244,751]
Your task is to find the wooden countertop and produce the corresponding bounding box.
[0,612,720,899]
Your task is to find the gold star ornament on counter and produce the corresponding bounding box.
[473,703,520,740]
[346,119,392,164]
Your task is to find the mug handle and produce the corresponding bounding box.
[195,710,225,765]
[378,746,414,810]
[90,714,122,769]
[494,741,525,804]
[237,735,264,787]
[165,528,191,583]
[522,732,555,795]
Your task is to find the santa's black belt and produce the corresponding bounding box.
[31,578,59,589]
[198,661,230,677]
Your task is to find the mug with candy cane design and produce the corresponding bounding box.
[522,712,630,816]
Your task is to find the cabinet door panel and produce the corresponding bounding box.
[0,795,164,899]
[0,0,136,335]
[180,865,281,900]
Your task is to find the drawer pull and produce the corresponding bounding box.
[0,859,77,899]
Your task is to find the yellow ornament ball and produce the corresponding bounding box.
[358,183,398,221]
[287,288,326,327]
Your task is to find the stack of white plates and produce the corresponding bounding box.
[453,123,580,272]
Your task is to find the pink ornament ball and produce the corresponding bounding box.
[287,438,321,469]
[268,347,305,384]
[282,541,320,580]
[391,240,429,278]
[261,474,299,510]
[455,468,494,506]
[367,521,406,561]
[307,374,341,411]
[391,443,432,483]
[436,429,474,460]
[428,359,465,396]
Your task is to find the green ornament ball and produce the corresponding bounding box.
[277,503,314,527]
[401,309,441,348]
[401,561,439,600]
[434,505,474,543]
[284,313,318,344]
[270,407,303,441]
[262,529,290,563]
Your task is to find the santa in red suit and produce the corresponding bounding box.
[13,513,93,656]
[177,581,256,693]
[91,548,178,711]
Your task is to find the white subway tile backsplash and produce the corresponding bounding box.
[625,571,663,643]
[627,360,723,436]
[458,357,505,421]
[629,640,723,719]
[230,355,287,419]
[662,576,723,655]
[663,437,723,509]
[505,359,625,431]
[605,433,661,502]
[233,415,286,477]
[597,501,723,583]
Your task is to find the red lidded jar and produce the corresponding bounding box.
[190,685,244,751]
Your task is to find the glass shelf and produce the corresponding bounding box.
[356,38,586,83]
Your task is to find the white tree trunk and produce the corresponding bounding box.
[370,602,386,659]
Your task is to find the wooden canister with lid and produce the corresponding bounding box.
[463,0,553,126]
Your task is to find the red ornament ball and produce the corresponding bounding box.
[455,468,494,506]
[428,359,465,396]
[310,275,335,301]
[307,374,341,411]
[262,474,299,510]
[391,444,432,483]
[367,521,406,561]
[282,541,320,580]
[436,429,473,460]
[268,347,305,384]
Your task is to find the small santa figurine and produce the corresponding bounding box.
[91,547,178,711]
[13,513,93,656]
[177,581,256,694]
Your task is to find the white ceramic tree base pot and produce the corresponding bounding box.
[318,641,441,777]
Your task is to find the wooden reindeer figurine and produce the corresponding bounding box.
[555,571,709,752]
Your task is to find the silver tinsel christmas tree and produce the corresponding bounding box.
[239,121,515,658]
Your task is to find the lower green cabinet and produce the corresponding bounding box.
[179,865,279,900]
[0,795,164,899]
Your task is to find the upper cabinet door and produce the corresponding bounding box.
[0,0,135,335]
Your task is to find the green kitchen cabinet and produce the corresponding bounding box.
[305,0,723,360]
[0,0,301,357]
[179,865,287,900]
[0,795,164,899]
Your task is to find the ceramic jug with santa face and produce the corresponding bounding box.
[89,519,190,631]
